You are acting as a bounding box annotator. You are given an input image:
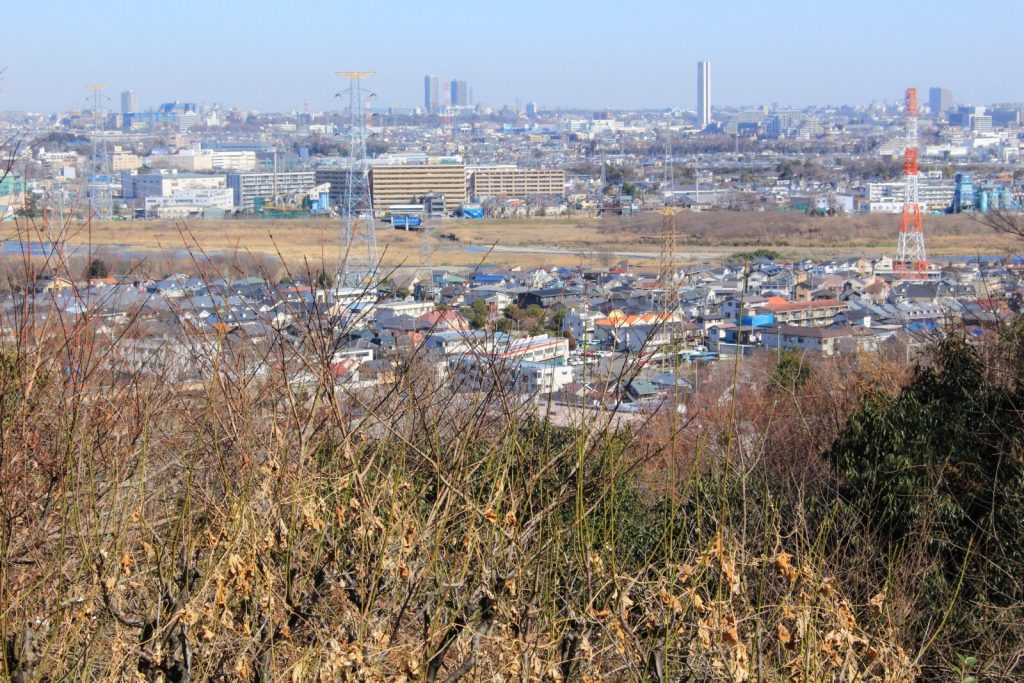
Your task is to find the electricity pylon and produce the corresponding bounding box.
[336,71,377,287]
[85,83,112,219]
[895,87,928,279]
[657,207,681,286]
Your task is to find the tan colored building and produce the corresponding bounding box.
[147,151,214,173]
[110,152,142,172]
[369,163,466,213]
[469,166,565,199]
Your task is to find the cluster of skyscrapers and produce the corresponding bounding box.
[423,75,469,114]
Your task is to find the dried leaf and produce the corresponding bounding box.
[868,591,885,616]
[658,590,683,614]
[775,552,798,583]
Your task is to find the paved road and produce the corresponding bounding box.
[458,243,727,261]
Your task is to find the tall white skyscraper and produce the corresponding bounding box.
[121,90,138,115]
[697,61,711,130]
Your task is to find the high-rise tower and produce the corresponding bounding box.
[450,79,468,107]
[928,87,952,119]
[697,61,711,130]
[120,90,137,115]
[424,74,441,114]
[895,87,927,279]
[337,71,378,287]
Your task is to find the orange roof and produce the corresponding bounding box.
[766,298,846,313]
[597,312,674,327]
[418,310,466,326]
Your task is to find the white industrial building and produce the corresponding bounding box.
[865,174,954,213]
[144,188,236,217]
[121,170,227,200]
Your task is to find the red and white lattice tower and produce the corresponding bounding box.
[895,87,927,279]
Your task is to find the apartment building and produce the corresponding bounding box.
[110,152,142,172]
[0,173,26,216]
[468,166,565,199]
[211,151,257,172]
[764,299,848,327]
[226,171,317,210]
[147,150,214,172]
[448,355,573,395]
[314,168,352,204]
[761,325,876,357]
[369,163,466,213]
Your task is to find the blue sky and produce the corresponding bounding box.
[2,0,1022,112]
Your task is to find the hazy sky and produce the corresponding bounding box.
[3,0,1022,113]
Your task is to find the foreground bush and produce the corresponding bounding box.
[830,328,1024,676]
[0,321,916,681]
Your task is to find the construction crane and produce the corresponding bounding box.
[895,87,928,279]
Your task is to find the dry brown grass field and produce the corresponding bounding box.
[10,210,1019,273]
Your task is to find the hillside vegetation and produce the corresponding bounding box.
[2,255,1024,681]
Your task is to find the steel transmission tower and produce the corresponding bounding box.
[85,83,113,220]
[336,71,378,287]
[657,207,681,288]
[895,87,927,279]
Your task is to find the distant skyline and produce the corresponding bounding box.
[3,0,1024,113]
